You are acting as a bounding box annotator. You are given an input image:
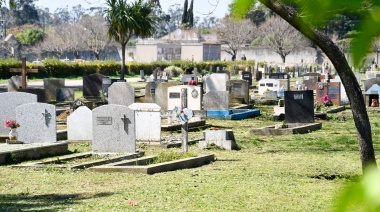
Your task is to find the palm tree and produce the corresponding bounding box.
[105,0,157,80]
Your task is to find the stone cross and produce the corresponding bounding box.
[9,57,38,89]
[121,114,131,133]
[42,109,51,126]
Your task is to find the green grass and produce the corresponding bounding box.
[0,106,379,211]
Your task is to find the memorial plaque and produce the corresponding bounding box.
[97,117,112,125]
[169,92,181,98]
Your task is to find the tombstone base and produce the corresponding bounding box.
[250,123,322,136]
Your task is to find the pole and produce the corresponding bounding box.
[181,88,188,152]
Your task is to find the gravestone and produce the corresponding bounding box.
[144,81,160,103]
[56,88,75,102]
[0,92,37,135]
[265,91,278,100]
[16,103,56,143]
[18,88,46,102]
[241,71,252,86]
[285,90,314,123]
[364,78,380,92]
[205,73,229,93]
[92,105,135,153]
[258,79,280,95]
[43,79,65,101]
[199,130,237,150]
[366,71,377,79]
[108,82,135,107]
[302,73,321,91]
[129,103,161,142]
[315,82,341,106]
[83,73,107,98]
[226,80,249,104]
[67,106,92,141]
[330,77,348,103]
[155,81,180,110]
[181,74,198,85]
[203,91,229,110]
[7,76,23,92]
[167,85,202,110]
[217,70,231,79]
[102,78,121,96]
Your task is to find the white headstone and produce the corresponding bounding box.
[205,73,228,93]
[129,103,161,142]
[67,106,93,141]
[92,105,135,153]
[258,79,281,95]
[0,92,37,135]
[167,85,202,110]
[16,103,56,143]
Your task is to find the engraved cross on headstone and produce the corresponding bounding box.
[42,109,51,126]
[9,57,39,89]
[121,114,131,133]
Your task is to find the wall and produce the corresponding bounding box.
[181,44,203,61]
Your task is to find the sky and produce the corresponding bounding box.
[33,0,232,18]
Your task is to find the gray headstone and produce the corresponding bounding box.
[43,79,65,101]
[7,76,24,92]
[83,73,107,98]
[67,106,93,141]
[226,80,249,105]
[0,92,37,135]
[144,81,160,103]
[205,73,228,93]
[102,78,123,96]
[16,103,57,143]
[56,88,75,102]
[364,78,380,92]
[285,90,314,123]
[203,91,229,110]
[108,82,135,106]
[92,105,136,153]
[155,81,180,110]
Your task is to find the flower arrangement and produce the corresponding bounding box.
[5,120,19,129]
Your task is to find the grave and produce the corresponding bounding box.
[67,106,93,141]
[129,103,161,142]
[43,79,65,101]
[7,76,23,92]
[0,92,37,135]
[56,88,75,102]
[315,82,341,106]
[365,84,380,107]
[167,85,202,110]
[204,73,229,93]
[250,123,322,135]
[102,78,121,96]
[144,81,160,103]
[258,79,280,95]
[241,71,252,86]
[216,70,231,79]
[203,91,229,110]
[285,90,314,123]
[18,88,46,102]
[226,80,249,105]
[16,103,57,143]
[364,78,380,92]
[83,73,107,98]
[199,130,237,150]
[108,82,135,107]
[92,105,135,153]
[206,109,260,120]
[302,73,320,91]
[9,57,38,89]
[154,81,180,110]
[330,77,348,103]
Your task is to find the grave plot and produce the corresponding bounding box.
[251,90,322,135]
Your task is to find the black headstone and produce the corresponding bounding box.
[56,88,75,102]
[83,73,107,98]
[284,90,314,123]
[241,71,252,86]
[19,88,46,102]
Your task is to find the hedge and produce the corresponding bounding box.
[0,58,256,79]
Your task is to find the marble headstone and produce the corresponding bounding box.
[92,105,136,153]
[284,90,314,124]
[203,91,229,110]
[67,106,93,141]
[167,85,202,110]
[144,81,160,103]
[16,102,57,143]
[0,92,37,135]
[155,81,180,110]
[205,73,229,93]
[129,103,161,142]
[108,82,135,106]
[43,79,65,101]
[226,80,249,105]
[83,73,107,98]
[56,88,75,102]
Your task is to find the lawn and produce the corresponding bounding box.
[0,105,379,211]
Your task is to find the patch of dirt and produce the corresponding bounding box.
[57,109,71,121]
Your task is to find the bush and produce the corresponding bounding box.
[164,65,183,77]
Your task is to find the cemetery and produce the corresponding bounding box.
[0,56,378,211]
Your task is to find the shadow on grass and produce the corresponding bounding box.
[0,192,114,211]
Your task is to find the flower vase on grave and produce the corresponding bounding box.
[8,128,18,142]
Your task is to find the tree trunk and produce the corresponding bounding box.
[120,43,126,80]
[280,54,286,63]
[261,0,377,173]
